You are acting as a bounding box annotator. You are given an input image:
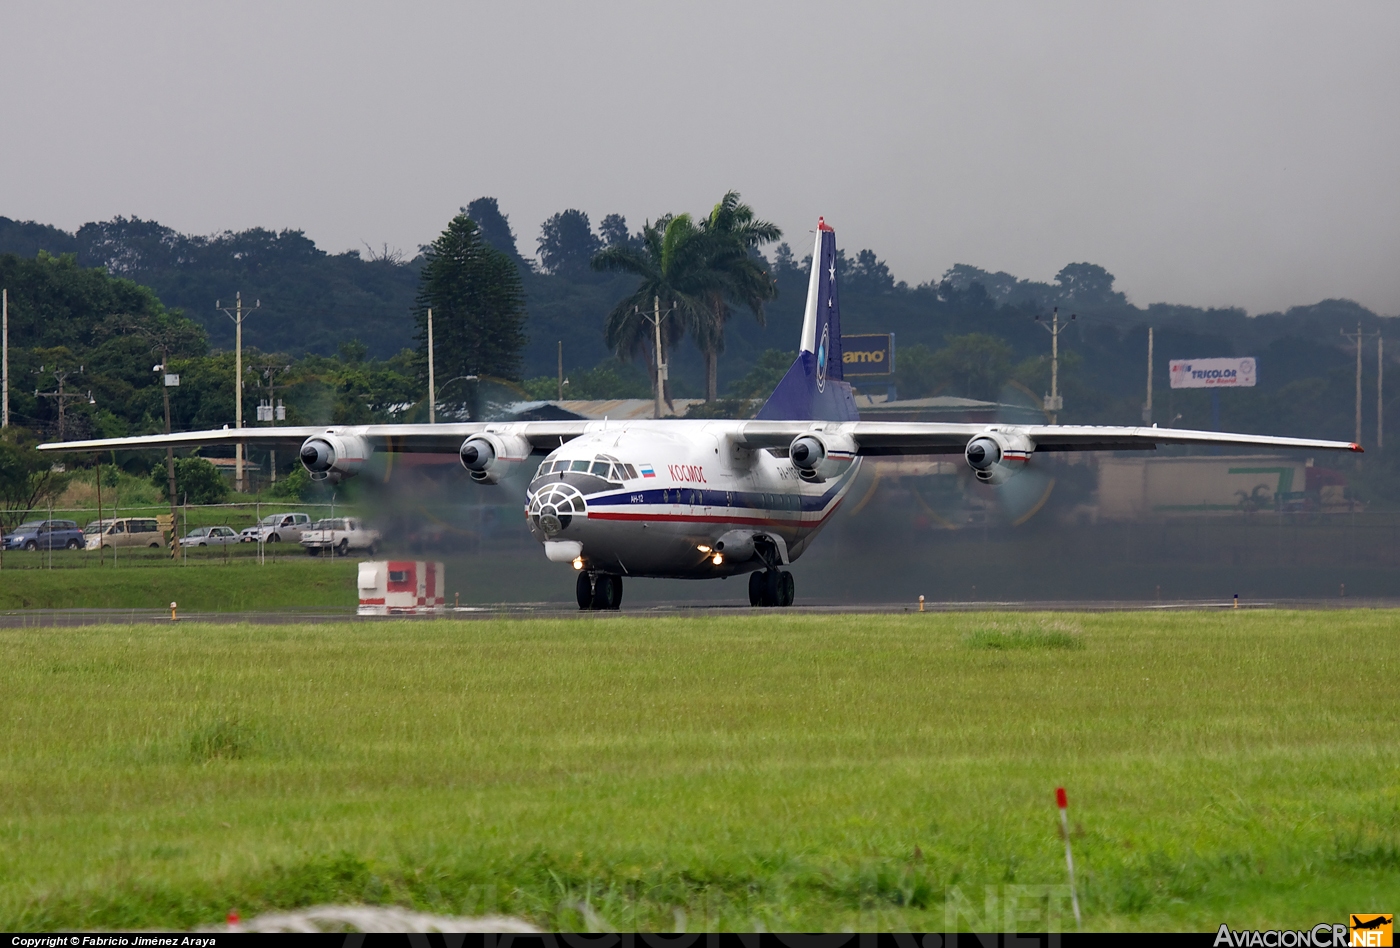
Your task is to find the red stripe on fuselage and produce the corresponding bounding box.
[588,500,845,529]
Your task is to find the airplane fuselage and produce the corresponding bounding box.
[522,421,860,579]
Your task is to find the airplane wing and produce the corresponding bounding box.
[732,421,1361,455]
[38,419,1361,458]
[36,422,597,455]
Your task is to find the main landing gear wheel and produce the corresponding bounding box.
[749,569,795,607]
[577,573,623,611]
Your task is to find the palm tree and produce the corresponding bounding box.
[591,214,722,409]
[692,192,782,400]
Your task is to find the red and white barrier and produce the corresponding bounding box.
[357,560,445,615]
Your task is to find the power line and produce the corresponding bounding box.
[33,365,94,443]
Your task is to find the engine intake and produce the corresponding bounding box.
[459,431,532,484]
[788,430,857,481]
[299,432,372,483]
[965,437,1001,473]
[964,432,1033,485]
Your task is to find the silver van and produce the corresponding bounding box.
[85,518,164,550]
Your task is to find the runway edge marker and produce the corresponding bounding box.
[1056,786,1082,929]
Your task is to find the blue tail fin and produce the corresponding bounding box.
[756,218,860,422]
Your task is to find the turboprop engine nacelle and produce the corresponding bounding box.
[299,432,372,483]
[964,432,1034,485]
[459,432,532,484]
[788,430,858,481]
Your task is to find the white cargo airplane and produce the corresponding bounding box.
[40,219,1360,609]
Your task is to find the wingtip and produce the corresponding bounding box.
[1351,443,1365,453]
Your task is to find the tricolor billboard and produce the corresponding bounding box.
[1169,357,1257,389]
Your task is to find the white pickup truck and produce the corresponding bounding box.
[300,517,381,557]
[240,512,312,543]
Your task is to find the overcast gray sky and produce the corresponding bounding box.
[3,2,1397,315]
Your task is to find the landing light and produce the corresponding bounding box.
[696,544,712,553]
[711,553,724,566]
[571,556,584,570]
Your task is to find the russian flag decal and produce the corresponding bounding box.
[640,464,655,478]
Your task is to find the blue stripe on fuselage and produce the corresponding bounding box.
[582,466,855,515]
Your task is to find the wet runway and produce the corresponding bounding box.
[1,597,1398,626]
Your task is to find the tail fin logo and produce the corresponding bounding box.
[816,325,829,393]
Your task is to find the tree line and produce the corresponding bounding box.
[3,196,1399,520]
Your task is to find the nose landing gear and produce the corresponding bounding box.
[749,568,795,607]
[577,572,623,611]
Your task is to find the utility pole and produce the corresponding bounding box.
[1143,326,1154,424]
[1340,323,1377,448]
[1035,307,1074,424]
[2,288,8,428]
[427,307,436,424]
[34,365,93,442]
[1378,336,1384,451]
[217,293,259,492]
[557,340,564,401]
[154,351,180,555]
[254,361,291,483]
[112,310,197,551]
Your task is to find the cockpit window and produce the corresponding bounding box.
[535,455,630,483]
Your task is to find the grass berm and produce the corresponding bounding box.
[0,610,1395,931]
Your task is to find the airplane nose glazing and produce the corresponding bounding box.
[529,483,587,537]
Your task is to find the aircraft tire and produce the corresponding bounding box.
[763,569,781,608]
[591,574,622,611]
[748,570,765,607]
[576,572,593,610]
[778,571,795,607]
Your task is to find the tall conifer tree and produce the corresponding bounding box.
[414,214,527,419]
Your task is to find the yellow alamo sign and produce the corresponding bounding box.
[841,333,894,377]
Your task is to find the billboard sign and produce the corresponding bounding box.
[1169,357,1256,389]
[842,333,895,377]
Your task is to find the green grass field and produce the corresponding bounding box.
[0,558,358,610]
[1,611,1395,932]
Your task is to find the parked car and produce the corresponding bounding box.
[84,517,164,550]
[182,525,240,547]
[300,517,381,556]
[3,519,84,551]
[240,512,311,543]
